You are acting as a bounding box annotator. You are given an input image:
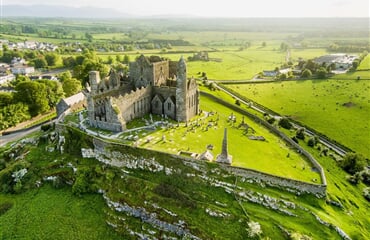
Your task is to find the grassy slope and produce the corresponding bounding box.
[119,93,320,183]
[0,185,121,240]
[0,137,368,239]
[227,79,370,158]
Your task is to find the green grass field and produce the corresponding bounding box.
[122,94,320,183]
[0,128,369,239]
[227,79,370,158]
[0,185,121,240]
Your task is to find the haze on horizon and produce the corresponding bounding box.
[2,0,369,18]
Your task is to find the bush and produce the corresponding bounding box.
[0,202,13,216]
[307,137,316,147]
[347,172,363,185]
[267,118,275,124]
[278,117,292,129]
[296,128,305,140]
[154,182,196,209]
[41,123,54,131]
[291,136,299,144]
[340,153,366,175]
[363,187,370,202]
[361,169,370,185]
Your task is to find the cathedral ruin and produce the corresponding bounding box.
[85,55,199,132]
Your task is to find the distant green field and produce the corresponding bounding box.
[227,79,370,157]
[358,55,370,70]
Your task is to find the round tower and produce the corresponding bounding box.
[89,71,101,94]
[176,56,188,122]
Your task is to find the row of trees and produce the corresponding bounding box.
[0,47,61,69]
[0,76,65,130]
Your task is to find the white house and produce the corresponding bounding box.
[11,65,35,75]
[0,74,15,85]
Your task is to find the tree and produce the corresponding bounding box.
[340,153,366,175]
[59,71,73,82]
[262,42,266,47]
[304,60,317,73]
[62,56,77,68]
[14,81,49,116]
[0,92,14,107]
[123,55,130,64]
[11,75,30,87]
[351,60,360,70]
[307,137,316,147]
[316,67,328,79]
[37,80,64,108]
[85,32,93,42]
[278,117,292,129]
[115,55,123,63]
[301,69,312,78]
[44,53,60,66]
[32,56,48,69]
[62,78,82,97]
[279,73,287,80]
[296,128,305,140]
[106,55,114,64]
[0,103,30,130]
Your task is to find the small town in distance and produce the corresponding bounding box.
[0,3,369,240]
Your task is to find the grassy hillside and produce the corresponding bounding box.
[227,79,370,158]
[0,185,121,239]
[129,94,320,183]
[0,129,369,239]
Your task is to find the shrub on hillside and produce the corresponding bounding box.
[278,117,292,130]
[267,117,276,124]
[340,153,366,175]
[296,128,305,140]
[363,187,370,202]
[154,182,196,209]
[347,172,363,185]
[0,202,13,216]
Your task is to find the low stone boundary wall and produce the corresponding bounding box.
[200,91,327,186]
[90,135,326,198]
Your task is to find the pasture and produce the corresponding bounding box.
[227,78,370,157]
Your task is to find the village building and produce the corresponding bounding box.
[313,54,358,70]
[10,65,35,75]
[85,55,200,132]
[56,92,86,117]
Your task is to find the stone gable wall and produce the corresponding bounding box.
[114,86,152,122]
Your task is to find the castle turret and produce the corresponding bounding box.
[176,56,188,122]
[89,71,101,94]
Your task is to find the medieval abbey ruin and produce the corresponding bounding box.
[85,55,199,131]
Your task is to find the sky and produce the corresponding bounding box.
[2,0,369,18]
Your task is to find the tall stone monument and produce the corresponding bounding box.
[216,128,232,164]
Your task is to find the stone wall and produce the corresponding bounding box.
[66,132,326,198]
[222,166,326,197]
[200,92,327,186]
[114,86,152,123]
[153,86,176,100]
[152,61,170,86]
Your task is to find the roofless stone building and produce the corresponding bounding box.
[85,55,199,132]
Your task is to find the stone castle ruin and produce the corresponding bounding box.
[85,55,199,131]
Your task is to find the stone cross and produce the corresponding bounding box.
[216,128,232,164]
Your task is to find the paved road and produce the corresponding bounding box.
[0,125,41,147]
